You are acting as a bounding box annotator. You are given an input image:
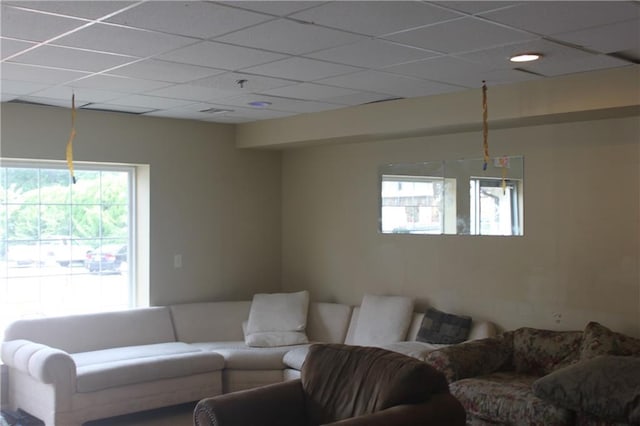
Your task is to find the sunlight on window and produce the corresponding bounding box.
[0,162,135,337]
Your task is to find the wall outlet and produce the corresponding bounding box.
[174,254,182,269]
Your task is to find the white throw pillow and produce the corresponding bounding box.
[245,291,310,347]
[350,294,414,346]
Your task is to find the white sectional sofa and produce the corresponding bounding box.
[1,299,496,426]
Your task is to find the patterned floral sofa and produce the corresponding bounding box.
[425,321,640,426]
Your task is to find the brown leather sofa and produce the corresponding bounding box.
[194,343,465,426]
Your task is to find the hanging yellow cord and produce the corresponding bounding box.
[482,81,489,171]
[66,94,77,184]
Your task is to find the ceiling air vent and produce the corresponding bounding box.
[200,108,234,115]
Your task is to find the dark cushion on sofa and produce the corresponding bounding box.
[532,355,640,423]
[450,372,574,425]
[416,308,472,344]
[301,343,449,424]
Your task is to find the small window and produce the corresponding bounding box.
[470,178,522,236]
[381,175,444,234]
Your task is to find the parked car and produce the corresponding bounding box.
[40,236,93,267]
[6,244,40,267]
[85,244,127,273]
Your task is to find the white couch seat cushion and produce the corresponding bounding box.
[192,341,310,370]
[72,342,224,393]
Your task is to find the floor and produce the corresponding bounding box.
[84,402,196,426]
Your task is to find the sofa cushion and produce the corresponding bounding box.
[170,301,251,342]
[192,341,309,370]
[512,327,582,375]
[451,372,573,426]
[283,346,310,371]
[4,307,176,353]
[245,291,310,348]
[533,355,640,424]
[346,294,414,346]
[580,321,640,360]
[416,307,472,344]
[72,342,224,393]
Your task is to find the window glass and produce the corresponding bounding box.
[0,161,135,336]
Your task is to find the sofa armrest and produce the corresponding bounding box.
[323,393,465,426]
[1,339,76,392]
[424,337,511,382]
[194,379,307,426]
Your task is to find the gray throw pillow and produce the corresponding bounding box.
[532,355,640,423]
[416,308,471,344]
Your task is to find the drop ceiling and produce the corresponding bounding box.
[1,1,638,123]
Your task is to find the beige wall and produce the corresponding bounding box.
[281,115,640,337]
[0,103,282,305]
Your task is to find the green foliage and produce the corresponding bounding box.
[1,168,129,247]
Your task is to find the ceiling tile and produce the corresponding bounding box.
[109,59,225,83]
[519,54,631,77]
[9,45,136,72]
[553,18,640,54]
[290,1,463,36]
[306,39,438,69]
[432,2,520,15]
[1,93,19,102]
[190,72,293,93]
[13,95,86,108]
[480,1,640,36]
[2,1,136,19]
[158,41,286,71]
[458,39,595,68]
[53,23,195,57]
[1,4,87,42]
[1,62,88,84]
[101,94,195,110]
[384,17,537,54]
[80,103,156,114]
[70,74,171,93]
[222,1,324,17]
[215,94,340,113]
[106,2,273,39]
[260,83,361,101]
[218,107,296,121]
[385,56,496,87]
[29,85,123,104]
[316,70,463,98]
[0,79,51,96]
[321,91,399,106]
[146,84,237,102]
[241,57,361,81]
[216,18,365,55]
[1,38,36,60]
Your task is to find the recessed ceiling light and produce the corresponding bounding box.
[510,53,542,63]
[248,101,272,108]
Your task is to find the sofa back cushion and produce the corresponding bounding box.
[306,302,352,343]
[4,307,176,353]
[512,327,582,375]
[344,294,414,346]
[170,301,251,342]
[580,321,640,360]
[301,344,448,424]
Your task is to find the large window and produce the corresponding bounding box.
[0,161,135,336]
